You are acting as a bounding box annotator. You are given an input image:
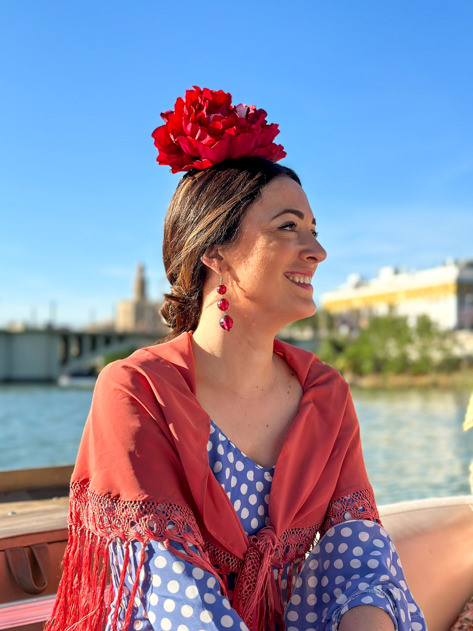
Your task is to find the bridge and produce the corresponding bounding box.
[0,328,166,382]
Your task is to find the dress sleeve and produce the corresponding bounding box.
[107,539,249,631]
[284,520,426,631]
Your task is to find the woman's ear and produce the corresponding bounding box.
[201,245,225,274]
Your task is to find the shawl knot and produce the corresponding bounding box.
[233,527,283,631]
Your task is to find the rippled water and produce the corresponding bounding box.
[0,384,472,505]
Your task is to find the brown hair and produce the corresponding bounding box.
[160,157,301,339]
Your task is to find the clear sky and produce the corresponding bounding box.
[1,1,472,328]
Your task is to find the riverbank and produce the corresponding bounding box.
[347,369,473,391]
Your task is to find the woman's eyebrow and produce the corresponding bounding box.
[272,208,316,224]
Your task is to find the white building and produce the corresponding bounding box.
[321,259,473,330]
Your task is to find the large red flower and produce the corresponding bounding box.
[152,86,286,173]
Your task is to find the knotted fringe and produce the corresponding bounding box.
[45,483,224,631]
[46,483,374,630]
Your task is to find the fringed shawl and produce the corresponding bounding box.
[46,332,379,631]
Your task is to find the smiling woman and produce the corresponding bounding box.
[46,87,426,631]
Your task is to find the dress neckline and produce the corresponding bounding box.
[210,419,276,472]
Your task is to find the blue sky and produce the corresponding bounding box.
[1,1,472,328]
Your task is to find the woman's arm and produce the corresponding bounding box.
[108,539,249,631]
[338,605,394,631]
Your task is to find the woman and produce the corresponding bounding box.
[46,88,425,631]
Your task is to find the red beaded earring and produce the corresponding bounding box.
[217,274,233,331]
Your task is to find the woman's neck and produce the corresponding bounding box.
[191,316,279,399]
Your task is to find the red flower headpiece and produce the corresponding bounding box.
[152,86,286,173]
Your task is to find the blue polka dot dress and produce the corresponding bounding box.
[107,421,426,630]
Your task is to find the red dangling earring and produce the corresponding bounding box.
[217,274,233,331]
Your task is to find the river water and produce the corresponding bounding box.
[0,384,472,505]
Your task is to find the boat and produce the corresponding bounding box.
[0,466,472,631]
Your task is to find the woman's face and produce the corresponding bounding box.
[220,175,327,330]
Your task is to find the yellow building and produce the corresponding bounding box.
[322,259,473,330]
[115,264,163,333]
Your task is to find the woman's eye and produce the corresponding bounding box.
[279,222,297,231]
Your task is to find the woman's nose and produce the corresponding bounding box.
[304,236,327,263]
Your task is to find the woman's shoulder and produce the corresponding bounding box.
[97,332,194,392]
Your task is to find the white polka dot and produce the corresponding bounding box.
[160,619,171,631]
[306,612,317,623]
[353,546,363,556]
[248,494,257,505]
[247,470,254,481]
[152,574,162,586]
[192,567,204,580]
[400,609,406,622]
[251,518,259,529]
[240,483,248,495]
[367,559,379,569]
[358,582,369,590]
[287,611,299,621]
[338,543,348,553]
[321,576,329,587]
[236,461,244,471]
[264,494,270,504]
[213,461,222,473]
[334,588,343,598]
[150,593,159,606]
[308,558,318,570]
[325,542,334,553]
[291,594,301,605]
[207,577,216,588]
[373,538,385,548]
[361,596,374,604]
[306,593,317,605]
[227,451,234,462]
[177,626,188,631]
[336,594,347,605]
[157,542,167,551]
[134,622,143,630]
[256,481,264,492]
[264,471,272,481]
[222,598,232,609]
[172,561,185,574]
[231,476,237,487]
[204,593,216,604]
[234,499,241,511]
[308,576,317,588]
[221,614,234,627]
[154,555,167,569]
[185,585,198,598]
[181,605,193,617]
[257,505,265,516]
[241,508,249,519]
[167,580,179,593]
[149,611,156,624]
[163,598,175,612]
[412,624,424,631]
[200,610,213,623]
[240,623,247,631]
[217,444,224,455]
[295,576,303,588]
[225,468,230,479]
[340,527,352,537]
[364,520,375,527]
[207,440,212,451]
[334,559,343,569]
[350,559,361,568]
[335,575,345,584]
[322,593,330,603]
[358,531,370,542]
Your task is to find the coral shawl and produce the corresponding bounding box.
[46,332,378,631]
